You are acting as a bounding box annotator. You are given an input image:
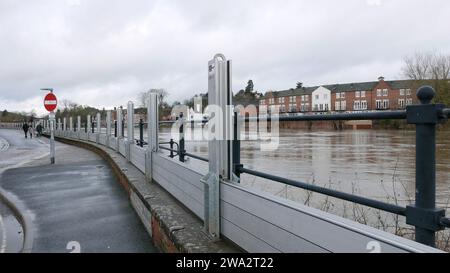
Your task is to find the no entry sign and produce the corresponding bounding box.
[44,92,57,112]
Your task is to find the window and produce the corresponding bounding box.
[289,96,296,103]
[278,97,285,103]
[260,100,265,105]
[355,91,360,98]
[383,89,388,96]
[383,99,389,109]
[341,101,346,110]
[323,94,328,100]
[289,104,297,112]
[361,100,367,110]
[398,99,405,109]
[336,93,340,99]
[377,89,382,97]
[341,92,345,99]
[325,104,329,111]
[335,101,340,111]
[319,104,324,111]
[406,98,413,105]
[354,100,361,110]
[302,95,309,102]
[361,91,366,98]
[406,89,412,96]
[280,105,286,113]
[376,100,382,109]
[400,89,405,96]
[301,103,309,112]
[315,95,319,100]
[269,98,275,104]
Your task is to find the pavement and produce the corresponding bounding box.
[0,129,156,253]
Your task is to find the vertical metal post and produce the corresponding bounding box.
[139,119,144,147]
[202,53,232,240]
[232,111,241,181]
[116,107,122,151]
[126,101,134,161]
[96,112,101,143]
[179,112,185,162]
[77,116,81,138]
[114,120,117,137]
[169,139,174,158]
[106,111,111,146]
[87,115,91,136]
[145,91,159,181]
[63,117,67,133]
[69,117,73,132]
[406,86,445,247]
[49,113,55,164]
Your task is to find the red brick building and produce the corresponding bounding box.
[259,77,418,114]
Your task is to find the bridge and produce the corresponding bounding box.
[1,55,450,253]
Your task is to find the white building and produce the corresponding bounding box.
[312,86,331,112]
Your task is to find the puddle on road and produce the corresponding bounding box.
[0,201,24,253]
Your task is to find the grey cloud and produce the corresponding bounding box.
[1,0,450,115]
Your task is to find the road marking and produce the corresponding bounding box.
[0,213,6,253]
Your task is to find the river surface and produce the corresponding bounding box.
[157,127,450,221]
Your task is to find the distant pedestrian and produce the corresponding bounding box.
[36,124,43,137]
[22,122,29,138]
[28,123,34,139]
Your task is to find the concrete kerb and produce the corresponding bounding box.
[0,188,34,253]
[52,135,240,253]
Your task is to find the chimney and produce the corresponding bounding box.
[378,76,385,81]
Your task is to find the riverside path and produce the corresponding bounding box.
[0,129,156,253]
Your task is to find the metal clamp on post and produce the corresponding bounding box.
[406,86,447,247]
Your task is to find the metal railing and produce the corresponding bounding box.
[156,86,450,248]
[234,86,450,248]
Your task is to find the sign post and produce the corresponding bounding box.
[43,89,57,164]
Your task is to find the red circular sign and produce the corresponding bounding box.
[44,92,57,112]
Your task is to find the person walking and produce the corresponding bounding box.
[22,122,29,138]
[36,123,43,137]
[28,123,34,139]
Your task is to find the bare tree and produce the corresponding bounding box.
[138,88,168,107]
[402,51,450,105]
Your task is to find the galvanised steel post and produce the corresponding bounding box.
[116,107,122,151]
[179,112,185,162]
[106,110,111,146]
[145,91,159,181]
[406,86,446,247]
[96,112,101,143]
[126,101,134,161]
[87,115,91,135]
[69,117,73,132]
[77,116,81,138]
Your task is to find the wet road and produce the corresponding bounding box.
[0,129,156,253]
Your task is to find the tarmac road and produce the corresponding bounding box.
[0,129,156,253]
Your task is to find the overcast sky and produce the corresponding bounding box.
[1,0,450,116]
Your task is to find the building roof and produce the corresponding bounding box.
[262,79,415,99]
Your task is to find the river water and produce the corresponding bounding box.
[157,127,450,228]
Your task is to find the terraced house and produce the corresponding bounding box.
[259,77,418,114]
